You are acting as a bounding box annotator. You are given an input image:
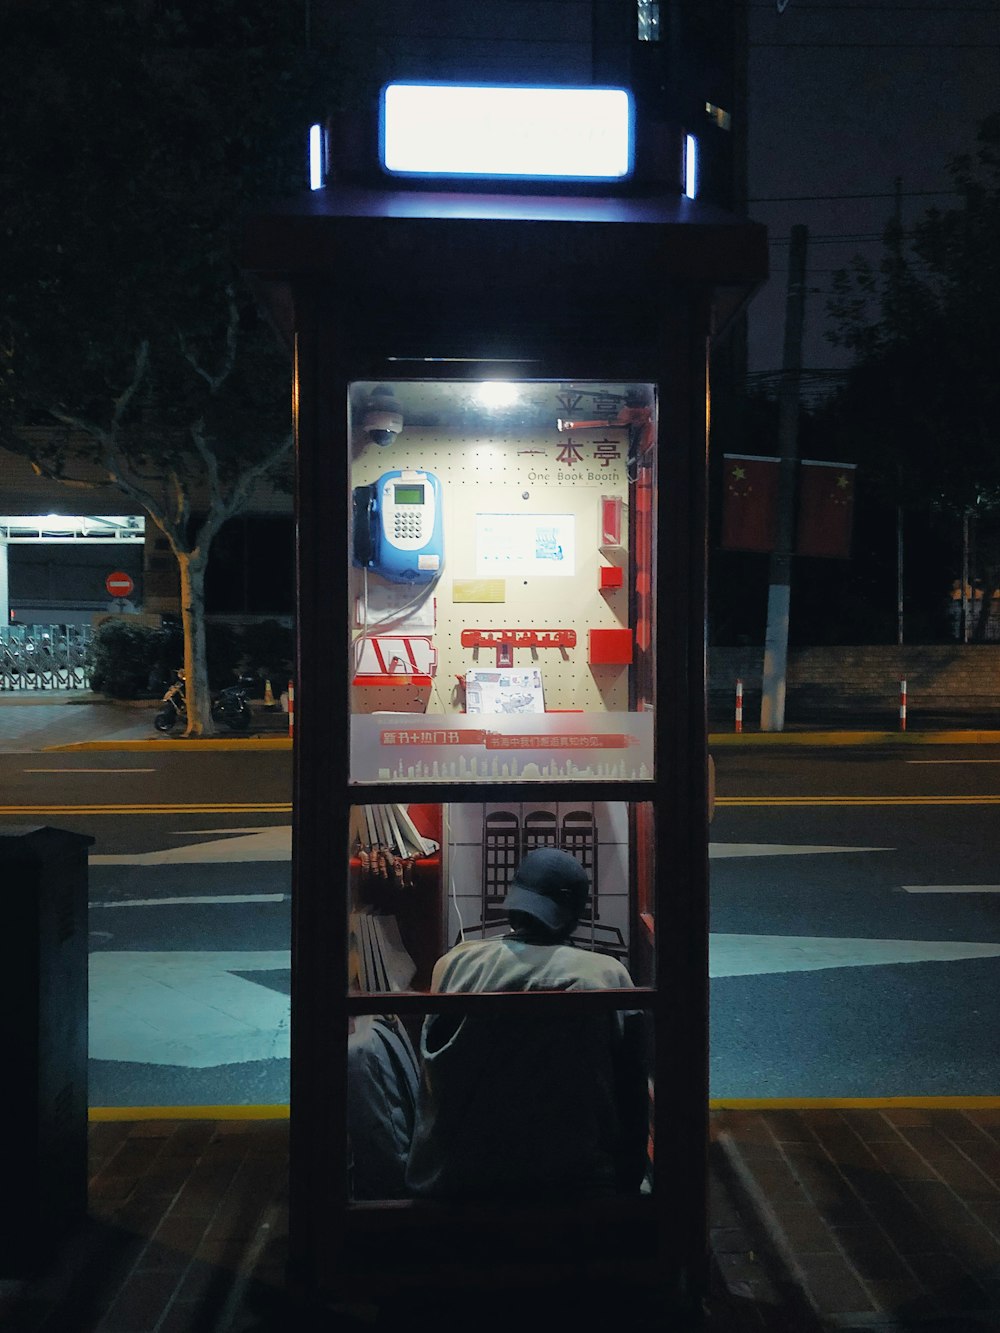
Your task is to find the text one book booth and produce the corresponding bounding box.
[245,90,764,1308]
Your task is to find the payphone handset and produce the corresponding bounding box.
[352,469,444,584]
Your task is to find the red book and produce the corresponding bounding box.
[796,460,856,559]
[721,454,779,552]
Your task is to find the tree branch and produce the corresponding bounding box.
[36,405,185,547]
[112,340,151,430]
[166,468,190,542]
[190,417,223,510]
[29,460,104,491]
[178,288,240,392]
[221,429,294,520]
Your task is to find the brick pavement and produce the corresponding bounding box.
[713,1106,1000,1330]
[0,1115,801,1333]
[7,1108,1000,1331]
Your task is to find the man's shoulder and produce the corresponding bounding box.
[431,937,507,989]
[431,936,633,992]
[439,938,501,967]
[549,944,633,989]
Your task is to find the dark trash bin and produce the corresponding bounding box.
[1,825,94,1275]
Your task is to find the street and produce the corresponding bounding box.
[4,741,1000,1105]
[712,744,1000,1098]
[1,749,292,1108]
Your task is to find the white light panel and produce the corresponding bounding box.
[684,134,698,199]
[381,83,633,181]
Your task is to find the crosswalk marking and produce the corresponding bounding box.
[91,826,291,864]
[711,934,1000,977]
[710,843,890,858]
[95,894,289,909]
[23,767,157,773]
[90,951,290,1067]
[902,885,1000,895]
[88,935,1000,1068]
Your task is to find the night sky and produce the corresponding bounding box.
[745,0,999,383]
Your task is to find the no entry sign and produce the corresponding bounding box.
[105,571,134,598]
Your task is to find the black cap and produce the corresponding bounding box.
[505,848,589,935]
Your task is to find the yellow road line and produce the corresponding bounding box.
[710,1096,1000,1110]
[88,1097,1000,1120]
[719,795,1000,806]
[89,1104,289,1121]
[0,803,291,816]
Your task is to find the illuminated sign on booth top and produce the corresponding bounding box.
[381,83,634,182]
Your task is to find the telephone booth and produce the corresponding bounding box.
[245,83,765,1316]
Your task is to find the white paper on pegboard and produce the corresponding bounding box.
[354,635,437,676]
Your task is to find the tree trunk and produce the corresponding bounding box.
[176,549,215,736]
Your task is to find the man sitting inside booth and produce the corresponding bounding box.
[406,847,648,1199]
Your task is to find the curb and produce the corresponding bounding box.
[712,1128,829,1327]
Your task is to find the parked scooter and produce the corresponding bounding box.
[154,669,253,733]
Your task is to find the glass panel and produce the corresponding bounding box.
[346,1007,652,1203]
[347,800,655,994]
[348,379,658,785]
[345,799,655,1200]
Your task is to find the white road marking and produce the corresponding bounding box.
[170,827,283,834]
[906,759,1000,764]
[709,843,891,858]
[24,767,157,773]
[902,885,1000,895]
[90,950,290,1067]
[95,894,288,909]
[711,934,1000,978]
[91,825,291,865]
[89,935,1000,1068]
[91,834,891,867]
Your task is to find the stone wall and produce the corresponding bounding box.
[709,645,1000,721]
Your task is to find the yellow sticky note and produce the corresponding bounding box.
[452,579,506,603]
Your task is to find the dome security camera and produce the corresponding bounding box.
[362,386,403,446]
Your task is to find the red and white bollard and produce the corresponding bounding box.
[735,678,743,734]
[899,678,907,732]
[288,680,295,738]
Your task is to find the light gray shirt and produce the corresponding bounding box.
[405,936,644,1199]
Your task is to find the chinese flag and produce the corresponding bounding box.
[721,454,779,552]
[796,460,856,559]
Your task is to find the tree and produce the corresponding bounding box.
[0,1,330,731]
[827,114,1000,639]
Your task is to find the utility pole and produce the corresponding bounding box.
[760,223,808,731]
[893,179,905,647]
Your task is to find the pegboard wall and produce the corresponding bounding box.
[351,426,633,715]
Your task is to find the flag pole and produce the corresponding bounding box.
[760,223,808,732]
